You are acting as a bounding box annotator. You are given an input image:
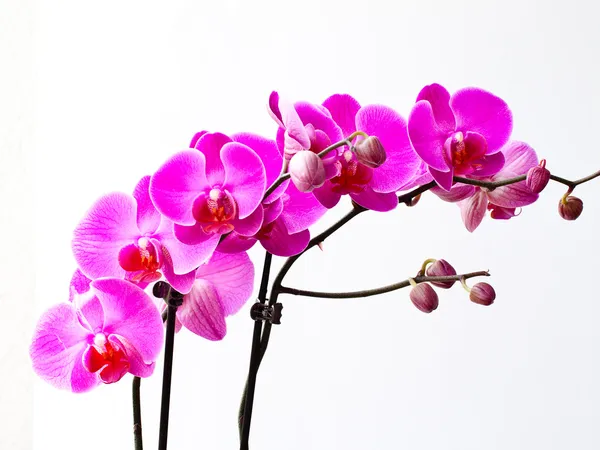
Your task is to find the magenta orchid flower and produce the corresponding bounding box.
[30,277,164,393]
[150,132,266,258]
[408,83,512,191]
[216,132,326,256]
[173,251,255,340]
[317,93,421,211]
[72,176,209,294]
[435,141,539,232]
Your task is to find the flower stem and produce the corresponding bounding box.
[132,376,143,450]
[277,271,489,299]
[158,291,183,450]
[239,252,272,450]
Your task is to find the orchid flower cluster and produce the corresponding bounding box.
[30,83,597,449]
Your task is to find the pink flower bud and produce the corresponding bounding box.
[558,195,583,221]
[354,136,386,169]
[425,259,457,289]
[526,159,550,193]
[288,151,326,192]
[469,282,495,306]
[410,283,439,313]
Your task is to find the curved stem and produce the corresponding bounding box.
[278,271,489,299]
[132,377,143,450]
[239,252,273,450]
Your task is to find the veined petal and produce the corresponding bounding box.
[195,251,254,316]
[69,269,92,302]
[487,183,539,208]
[279,182,328,233]
[431,184,476,203]
[155,219,213,275]
[350,188,398,212]
[194,132,231,186]
[416,83,456,133]
[216,232,258,254]
[72,192,139,280]
[294,101,344,145]
[221,142,266,219]
[30,303,98,393]
[451,87,512,153]
[260,219,310,256]
[408,100,450,172]
[270,93,311,149]
[160,244,197,294]
[469,150,505,178]
[357,104,420,192]
[496,141,539,177]
[231,204,264,236]
[133,176,161,235]
[178,280,227,340]
[150,150,209,226]
[91,279,164,363]
[429,166,454,191]
[322,94,360,138]
[459,190,488,232]
[232,133,288,202]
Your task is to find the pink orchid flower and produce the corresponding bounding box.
[434,141,539,232]
[72,176,208,294]
[216,132,327,256]
[318,94,421,211]
[408,83,513,191]
[170,251,255,340]
[150,132,267,258]
[269,92,420,212]
[30,277,164,393]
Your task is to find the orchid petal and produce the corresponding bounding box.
[431,184,476,203]
[487,183,539,208]
[133,176,161,235]
[260,219,310,256]
[216,232,257,254]
[322,94,360,138]
[178,280,226,340]
[150,150,209,226]
[278,183,327,233]
[72,192,139,280]
[470,149,505,177]
[109,335,155,378]
[221,142,266,219]
[429,166,454,191]
[155,219,213,275]
[408,100,450,172]
[351,188,398,212]
[69,269,92,302]
[30,303,98,393]
[496,141,539,176]
[194,132,231,186]
[356,104,420,192]
[459,190,488,232]
[91,279,164,363]
[416,83,456,133]
[294,101,344,145]
[232,204,263,236]
[451,88,512,153]
[313,181,342,209]
[195,251,254,316]
[189,131,208,148]
[160,244,197,294]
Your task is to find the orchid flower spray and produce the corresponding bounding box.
[31,82,600,450]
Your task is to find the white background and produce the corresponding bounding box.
[2,0,600,448]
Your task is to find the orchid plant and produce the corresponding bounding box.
[30,83,599,450]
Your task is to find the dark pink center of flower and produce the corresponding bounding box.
[255,220,276,241]
[85,334,130,384]
[192,188,238,234]
[330,151,372,194]
[118,238,162,284]
[443,132,487,175]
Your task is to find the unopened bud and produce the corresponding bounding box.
[288,151,326,192]
[354,136,387,169]
[558,195,583,221]
[425,259,457,289]
[526,159,550,193]
[409,283,439,313]
[469,282,495,306]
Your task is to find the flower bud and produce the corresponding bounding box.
[558,195,583,221]
[409,283,439,313]
[288,151,326,192]
[469,282,495,306]
[354,136,386,169]
[425,259,457,289]
[526,159,550,194]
